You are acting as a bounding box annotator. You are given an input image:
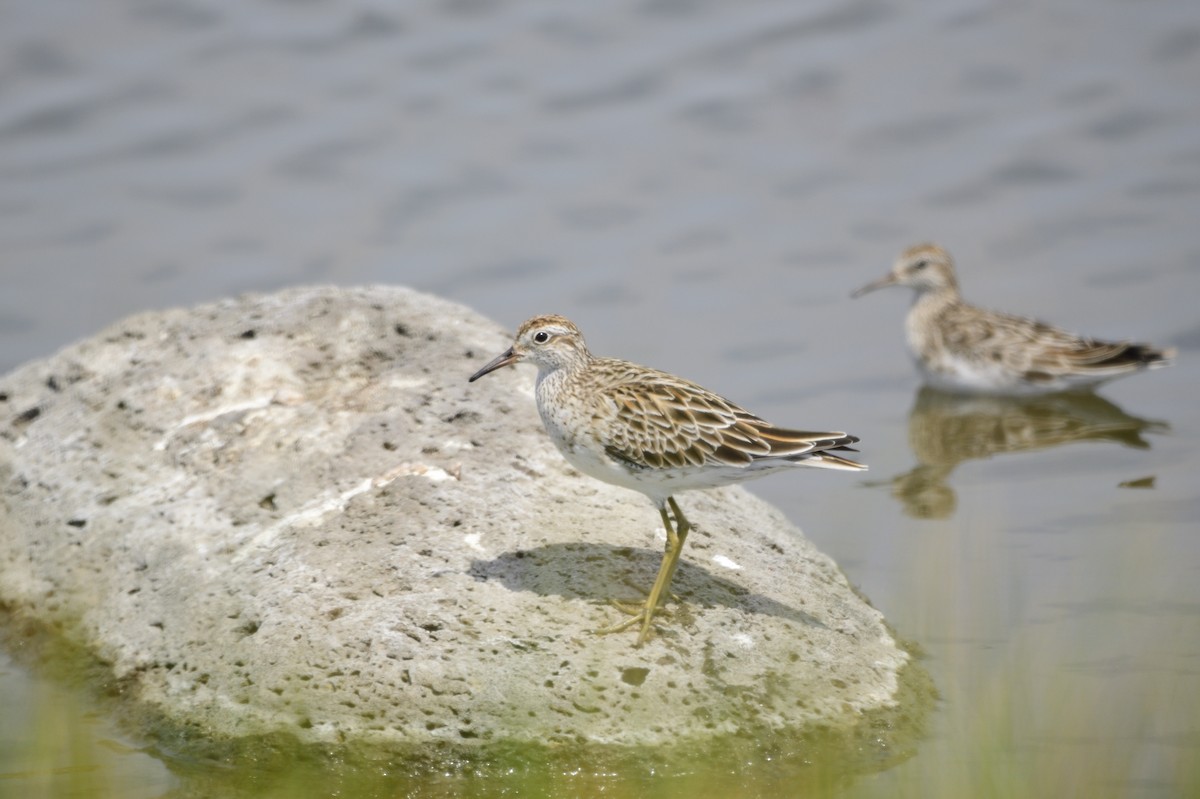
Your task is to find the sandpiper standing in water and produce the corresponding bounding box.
[852,244,1175,395]
[468,314,865,646]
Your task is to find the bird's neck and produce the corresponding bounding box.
[911,284,960,312]
[535,355,587,392]
[906,286,960,354]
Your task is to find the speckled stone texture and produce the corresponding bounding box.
[0,285,910,752]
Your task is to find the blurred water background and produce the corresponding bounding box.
[2,0,1198,796]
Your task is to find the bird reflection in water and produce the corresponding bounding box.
[885,387,1169,519]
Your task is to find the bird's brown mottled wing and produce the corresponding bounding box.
[939,305,1165,378]
[583,358,860,471]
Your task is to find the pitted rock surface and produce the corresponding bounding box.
[0,285,909,749]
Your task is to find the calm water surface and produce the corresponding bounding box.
[2,0,1198,796]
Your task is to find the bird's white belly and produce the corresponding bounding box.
[536,400,767,503]
[915,353,1095,396]
[916,353,1012,393]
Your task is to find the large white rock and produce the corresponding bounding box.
[0,286,918,761]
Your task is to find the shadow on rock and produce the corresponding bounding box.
[881,387,1170,519]
[469,542,826,630]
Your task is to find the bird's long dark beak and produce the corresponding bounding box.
[850,273,898,298]
[468,347,519,382]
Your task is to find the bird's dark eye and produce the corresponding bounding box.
[533,331,550,344]
[912,259,929,270]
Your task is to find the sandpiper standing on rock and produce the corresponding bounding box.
[852,244,1176,395]
[468,314,865,646]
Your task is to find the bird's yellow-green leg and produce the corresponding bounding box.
[657,498,690,604]
[595,504,678,635]
[595,498,691,645]
[609,501,689,615]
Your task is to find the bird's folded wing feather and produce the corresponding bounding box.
[942,306,1141,375]
[587,361,855,470]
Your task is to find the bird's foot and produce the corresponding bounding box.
[607,596,678,617]
[594,597,678,646]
